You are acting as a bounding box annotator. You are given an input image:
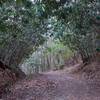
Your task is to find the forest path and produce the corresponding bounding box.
[2,69,100,100]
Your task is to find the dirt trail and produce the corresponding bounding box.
[2,70,100,100]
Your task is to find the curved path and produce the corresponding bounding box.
[2,70,100,100]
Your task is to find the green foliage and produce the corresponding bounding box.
[41,0,100,61]
[21,39,73,74]
[0,0,100,74]
[0,0,47,71]
[0,0,46,47]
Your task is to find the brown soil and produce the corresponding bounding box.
[0,68,17,98]
[1,64,100,100]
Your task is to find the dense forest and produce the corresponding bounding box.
[0,0,100,100]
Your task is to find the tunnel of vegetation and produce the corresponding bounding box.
[0,0,100,76]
